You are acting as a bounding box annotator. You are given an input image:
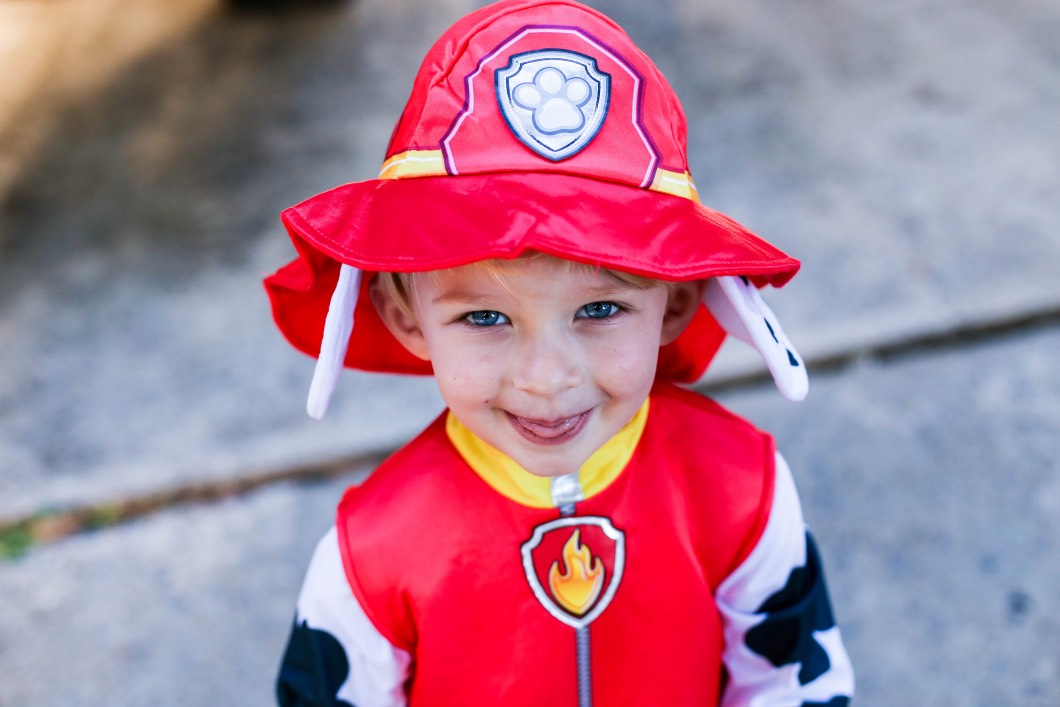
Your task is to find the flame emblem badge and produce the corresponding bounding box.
[521,516,625,629]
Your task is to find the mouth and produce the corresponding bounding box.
[507,410,590,446]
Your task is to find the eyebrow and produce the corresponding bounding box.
[431,290,498,306]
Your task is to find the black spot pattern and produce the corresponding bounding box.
[745,533,837,686]
[763,318,780,343]
[802,698,851,707]
[276,618,356,707]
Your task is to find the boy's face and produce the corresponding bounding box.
[372,256,702,478]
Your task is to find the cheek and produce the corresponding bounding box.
[431,347,501,398]
[593,335,660,393]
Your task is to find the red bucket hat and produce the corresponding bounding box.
[265,0,806,417]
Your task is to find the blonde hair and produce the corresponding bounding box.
[377,252,663,317]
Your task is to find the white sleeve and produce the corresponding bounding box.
[716,453,855,707]
[277,527,411,707]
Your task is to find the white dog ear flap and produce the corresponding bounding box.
[703,276,809,401]
[306,264,362,419]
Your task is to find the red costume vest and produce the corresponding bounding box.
[336,383,776,705]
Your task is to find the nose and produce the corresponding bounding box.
[509,330,583,396]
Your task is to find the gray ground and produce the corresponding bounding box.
[0,0,1057,704]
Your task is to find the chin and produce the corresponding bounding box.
[522,464,576,479]
[513,449,593,478]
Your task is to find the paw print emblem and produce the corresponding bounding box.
[512,68,592,135]
[496,50,611,161]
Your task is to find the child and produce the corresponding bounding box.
[266,1,854,704]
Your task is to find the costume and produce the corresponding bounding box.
[265,1,854,703]
[277,384,853,705]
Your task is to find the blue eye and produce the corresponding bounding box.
[465,310,508,327]
[578,302,620,319]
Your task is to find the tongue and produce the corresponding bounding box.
[515,414,580,439]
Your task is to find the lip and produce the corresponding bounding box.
[507,410,590,446]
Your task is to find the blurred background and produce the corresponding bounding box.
[0,0,1057,703]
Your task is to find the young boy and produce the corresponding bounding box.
[265,1,854,704]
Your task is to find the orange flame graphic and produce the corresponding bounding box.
[548,529,605,616]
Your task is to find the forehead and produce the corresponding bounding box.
[414,256,649,300]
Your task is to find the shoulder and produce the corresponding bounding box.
[335,410,487,596]
[333,412,471,650]
[642,382,778,582]
[649,380,771,437]
[646,381,776,476]
[337,411,460,523]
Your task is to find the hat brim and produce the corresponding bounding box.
[265,172,799,381]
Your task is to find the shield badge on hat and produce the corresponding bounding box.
[521,516,625,629]
[496,49,611,162]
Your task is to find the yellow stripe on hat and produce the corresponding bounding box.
[379,149,447,179]
[649,168,700,202]
[380,150,699,205]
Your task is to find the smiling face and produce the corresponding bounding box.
[371,255,704,478]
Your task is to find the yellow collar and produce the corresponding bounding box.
[445,398,649,508]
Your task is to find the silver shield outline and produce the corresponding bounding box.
[495,49,611,162]
[520,516,626,630]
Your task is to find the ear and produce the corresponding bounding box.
[660,279,707,345]
[368,275,431,361]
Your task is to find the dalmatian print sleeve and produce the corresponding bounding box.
[716,453,855,706]
[277,527,411,707]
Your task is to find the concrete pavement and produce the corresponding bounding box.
[1,0,1057,704]
[2,328,1057,705]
